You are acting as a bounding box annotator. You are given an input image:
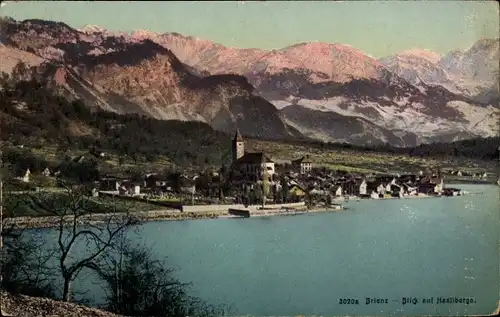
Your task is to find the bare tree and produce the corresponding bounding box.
[0,179,10,316]
[0,150,14,316]
[280,175,289,203]
[0,164,50,315]
[0,169,55,301]
[30,184,140,302]
[254,182,262,207]
[1,229,56,299]
[90,235,228,317]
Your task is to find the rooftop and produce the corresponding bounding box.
[233,129,244,142]
[292,155,313,164]
[236,151,274,164]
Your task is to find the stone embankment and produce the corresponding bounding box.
[4,202,346,229]
[228,202,344,218]
[4,209,227,229]
[182,201,306,213]
[1,292,121,317]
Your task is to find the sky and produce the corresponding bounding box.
[0,1,499,58]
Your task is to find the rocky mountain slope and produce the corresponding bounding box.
[0,18,300,139]
[270,76,498,146]
[378,49,460,93]
[380,39,500,102]
[280,104,419,147]
[0,43,46,74]
[1,17,498,146]
[81,22,500,146]
[0,76,236,168]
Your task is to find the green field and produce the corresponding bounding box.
[4,192,160,218]
[246,139,496,175]
[28,145,175,175]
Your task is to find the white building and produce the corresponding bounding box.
[359,180,367,195]
[42,167,51,177]
[291,155,313,174]
[119,183,141,196]
[15,168,31,183]
[334,185,342,197]
[377,184,386,195]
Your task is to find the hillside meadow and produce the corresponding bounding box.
[245,139,497,175]
[8,137,495,179]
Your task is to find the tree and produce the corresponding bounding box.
[1,231,56,298]
[305,187,314,208]
[325,194,332,207]
[58,158,100,184]
[128,169,145,183]
[1,184,228,316]
[29,184,139,302]
[247,187,256,205]
[261,172,270,208]
[167,172,182,193]
[271,183,278,203]
[11,61,29,82]
[254,183,262,207]
[1,182,56,315]
[195,173,212,197]
[280,175,289,203]
[0,72,14,91]
[219,165,228,180]
[144,152,157,162]
[91,237,228,317]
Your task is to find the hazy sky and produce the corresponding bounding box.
[1,1,498,57]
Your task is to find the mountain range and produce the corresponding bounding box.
[0,17,498,147]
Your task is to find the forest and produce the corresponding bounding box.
[0,73,233,169]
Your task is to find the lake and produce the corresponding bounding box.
[36,184,500,316]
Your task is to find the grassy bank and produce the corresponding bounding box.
[5,192,161,218]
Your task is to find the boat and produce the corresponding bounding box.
[497,177,500,186]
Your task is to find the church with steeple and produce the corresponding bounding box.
[230,129,275,182]
[232,129,245,162]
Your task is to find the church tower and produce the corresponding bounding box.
[232,129,245,162]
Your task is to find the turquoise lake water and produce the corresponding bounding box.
[38,184,500,316]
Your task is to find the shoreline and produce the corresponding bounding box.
[5,191,483,230]
[4,210,226,230]
[5,206,344,229]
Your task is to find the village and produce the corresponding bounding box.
[6,130,482,220]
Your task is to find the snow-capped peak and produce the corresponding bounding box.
[131,29,159,39]
[78,24,107,34]
[395,48,442,63]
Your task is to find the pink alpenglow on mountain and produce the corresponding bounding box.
[276,42,385,82]
[1,18,498,147]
